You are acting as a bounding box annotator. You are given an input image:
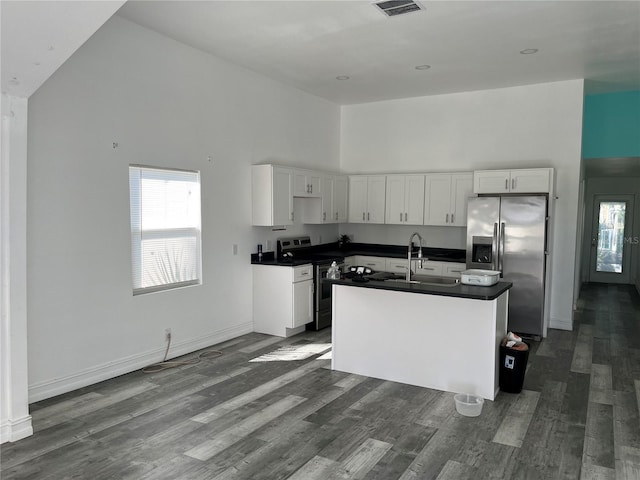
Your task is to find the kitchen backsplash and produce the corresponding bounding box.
[339,224,467,250]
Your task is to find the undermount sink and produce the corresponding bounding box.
[384,274,460,287]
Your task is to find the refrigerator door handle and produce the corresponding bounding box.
[492,222,499,270]
[498,222,506,274]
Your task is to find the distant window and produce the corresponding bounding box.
[129,165,202,295]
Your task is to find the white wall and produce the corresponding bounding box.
[1,94,33,442]
[340,80,585,331]
[26,16,340,402]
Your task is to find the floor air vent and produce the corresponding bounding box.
[374,0,424,17]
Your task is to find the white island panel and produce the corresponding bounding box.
[331,285,508,400]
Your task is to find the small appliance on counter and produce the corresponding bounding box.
[344,265,374,282]
[460,269,500,287]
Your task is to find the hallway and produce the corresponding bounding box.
[1,284,639,479]
[522,283,640,479]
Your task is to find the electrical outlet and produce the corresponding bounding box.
[165,328,171,342]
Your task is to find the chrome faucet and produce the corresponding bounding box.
[407,232,424,281]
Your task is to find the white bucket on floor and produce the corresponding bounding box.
[454,393,484,417]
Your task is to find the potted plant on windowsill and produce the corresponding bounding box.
[338,234,351,249]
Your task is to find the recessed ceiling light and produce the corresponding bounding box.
[415,64,431,70]
[520,48,539,55]
[336,75,350,80]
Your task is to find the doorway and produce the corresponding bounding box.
[588,194,635,284]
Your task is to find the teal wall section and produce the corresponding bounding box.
[582,91,640,158]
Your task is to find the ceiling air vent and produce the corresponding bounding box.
[374,0,424,17]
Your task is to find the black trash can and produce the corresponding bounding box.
[499,343,529,393]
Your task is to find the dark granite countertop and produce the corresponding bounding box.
[251,242,466,265]
[250,252,314,266]
[324,276,512,301]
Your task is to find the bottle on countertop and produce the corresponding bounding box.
[257,244,263,262]
[328,261,340,279]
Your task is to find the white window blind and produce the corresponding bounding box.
[129,165,202,295]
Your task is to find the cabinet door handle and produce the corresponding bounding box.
[400,213,403,222]
[300,271,309,276]
[323,212,326,221]
[310,185,313,194]
[512,178,516,190]
[291,211,294,221]
[446,213,449,223]
[335,212,338,220]
[451,213,455,223]
[362,212,365,221]
[505,179,509,190]
[423,267,435,271]
[367,212,370,221]
[405,213,408,222]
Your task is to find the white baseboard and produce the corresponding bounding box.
[28,322,253,403]
[0,415,33,444]
[549,317,573,331]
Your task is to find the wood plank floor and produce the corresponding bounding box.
[2,283,639,479]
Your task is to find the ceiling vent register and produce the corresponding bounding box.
[374,0,424,17]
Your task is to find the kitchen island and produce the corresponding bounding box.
[328,276,512,400]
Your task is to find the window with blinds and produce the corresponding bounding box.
[129,165,202,295]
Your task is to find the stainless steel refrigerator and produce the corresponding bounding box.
[466,195,548,338]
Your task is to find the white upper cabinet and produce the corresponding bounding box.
[301,173,351,224]
[473,168,552,194]
[334,175,349,223]
[450,174,474,226]
[424,173,473,226]
[320,175,334,223]
[385,175,425,225]
[348,175,386,224]
[319,174,349,224]
[293,169,321,197]
[252,165,293,226]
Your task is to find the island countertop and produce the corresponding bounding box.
[324,275,512,301]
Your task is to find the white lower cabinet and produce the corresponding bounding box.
[417,261,466,277]
[385,258,411,274]
[349,256,466,278]
[415,261,444,276]
[353,256,386,271]
[386,258,466,278]
[443,263,466,277]
[253,264,313,337]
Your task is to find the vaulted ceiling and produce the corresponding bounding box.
[3,1,640,104]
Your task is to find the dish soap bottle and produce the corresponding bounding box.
[328,261,340,279]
